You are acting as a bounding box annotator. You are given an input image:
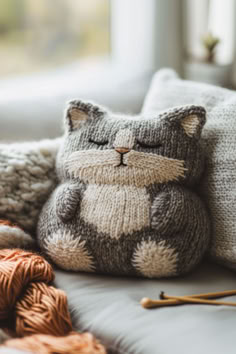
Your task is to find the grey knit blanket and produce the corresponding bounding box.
[0,138,61,234]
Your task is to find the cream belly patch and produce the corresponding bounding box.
[81,184,151,239]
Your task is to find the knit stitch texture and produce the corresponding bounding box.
[142,68,236,270]
[0,139,60,232]
[37,100,210,278]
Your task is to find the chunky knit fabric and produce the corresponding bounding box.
[0,219,35,249]
[142,68,236,271]
[0,139,60,232]
[37,100,210,278]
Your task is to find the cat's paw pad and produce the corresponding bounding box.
[132,239,178,278]
[44,230,95,272]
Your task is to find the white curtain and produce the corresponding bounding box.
[111,0,183,76]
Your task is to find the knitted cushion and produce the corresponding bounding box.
[142,68,236,270]
[0,139,60,232]
[37,100,210,278]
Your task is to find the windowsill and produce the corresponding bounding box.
[0,56,152,141]
[0,56,151,102]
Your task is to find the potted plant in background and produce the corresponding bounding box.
[184,32,233,87]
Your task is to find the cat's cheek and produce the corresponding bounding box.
[132,239,178,278]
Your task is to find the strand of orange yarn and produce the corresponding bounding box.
[0,249,106,354]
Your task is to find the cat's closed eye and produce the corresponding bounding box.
[89,138,108,146]
[137,140,162,149]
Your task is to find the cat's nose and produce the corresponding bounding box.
[115,147,130,154]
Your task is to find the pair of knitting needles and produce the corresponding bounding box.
[141,289,236,308]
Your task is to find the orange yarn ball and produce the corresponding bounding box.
[0,249,73,338]
[0,249,54,321]
[15,282,72,337]
[2,332,106,354]
[0,248,107,353]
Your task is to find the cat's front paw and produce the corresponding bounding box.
[56,183,81,223]
[151,192,171,232]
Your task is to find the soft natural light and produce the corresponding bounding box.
[0,0,110,77]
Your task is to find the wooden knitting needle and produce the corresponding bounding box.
[161,289,236,300]
[141,290,236,308]
[162,295,236,307]
[140,297,182,308]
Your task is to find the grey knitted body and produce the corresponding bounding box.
[37,100,210,278]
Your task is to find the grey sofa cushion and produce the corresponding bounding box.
[142,68,236,271]
[54,262,236,354]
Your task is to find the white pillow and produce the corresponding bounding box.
[142,68,236,271]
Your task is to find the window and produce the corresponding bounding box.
[183,0,234,64]
[0,0,110,77]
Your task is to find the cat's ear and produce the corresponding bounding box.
[65,100,107,132]
[160,105,206,139]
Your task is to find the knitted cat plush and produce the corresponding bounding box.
[37,100,211,278]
